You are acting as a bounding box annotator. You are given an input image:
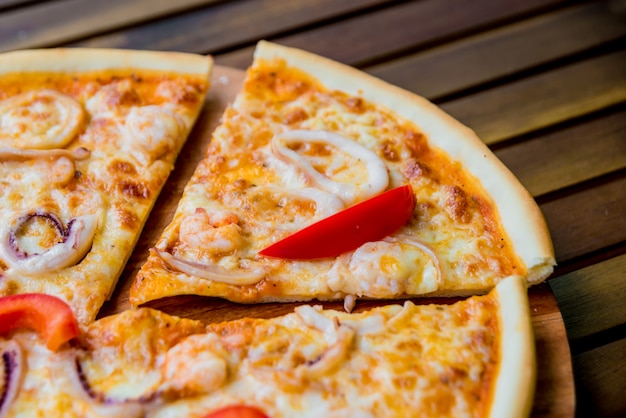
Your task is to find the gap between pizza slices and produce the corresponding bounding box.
[131,41,555,308]
[0,48,212,325]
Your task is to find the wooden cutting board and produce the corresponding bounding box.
[99,66,575,418]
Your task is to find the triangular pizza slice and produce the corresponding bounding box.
[131,41,554,307]
[0,48,212,324]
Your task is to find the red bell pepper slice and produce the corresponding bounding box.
[0,293,79,351]
[202,405,269,418]
[259,184,416,259]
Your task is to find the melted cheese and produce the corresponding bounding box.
[3,289,502,417]
[123,105,185,165]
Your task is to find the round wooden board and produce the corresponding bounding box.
[99,65,575,418]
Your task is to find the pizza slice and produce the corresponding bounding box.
[0,48,212,324]
[0,276,535,417]
[131,41,554,307]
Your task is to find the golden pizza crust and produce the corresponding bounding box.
[489,275,536,418]
[254,41,555,286]
[0,48,211,76]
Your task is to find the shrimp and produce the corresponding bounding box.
[179,208,243,255]
[124,105,183,164]
[161,334,228,397]
[46,156,75,185]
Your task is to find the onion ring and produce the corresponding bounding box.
[61,350,146,418]
[0,211,98,274]
[0,341,23,418]
[271,130,389,205]
[0,147,90,162]
[153,248,267,286]
[0,90,85,150]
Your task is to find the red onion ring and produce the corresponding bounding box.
[153,248,267,286]
[7,212,65,259]
[62,351,150,418]
[0,211,97,274]
[74,356,158,405]
[0,341,24,418]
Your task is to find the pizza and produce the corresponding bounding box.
[0,275,534,418]
[0,48,212,324]
[130,41,555,308]
[0,41,551,417]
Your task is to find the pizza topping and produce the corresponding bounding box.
[245,186,344,231]
[339,312,388,335]
[445,185,471,223]
[290,305,355,379]
[250,325,355,387]
[85,79,140,116]
[0,147,90,185]
[245,306,355,389]
[161,334,228,397]
[0,146,90,162]
[0,340,24,418]
[0,90,85,149]
[0,211,98,274]
[179,208,243,255]
[259,184,416,259]
[202,405,269,418]
[326,238,442,298]
[153,248,267,286]
[123,105,184,165]
[343,294,357,312]
[65,352,146,418]
[270,129,389,205]
[0,294,79,351]
[155,79,204,105]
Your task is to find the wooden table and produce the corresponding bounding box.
[2,1,624,417]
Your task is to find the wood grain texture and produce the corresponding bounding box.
[572,338,626,418]
[495,108,626,197]
[69,0,392,53]
[550,254,626,342]
[440,49,626,144]
[366,1,626,100]
[530,286,576,418]
[214,0,569,69]
[0,0,221,52]
[541,176,626,263]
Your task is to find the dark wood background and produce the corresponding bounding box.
[1,1,624,417]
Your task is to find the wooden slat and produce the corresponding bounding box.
[572,338,626,418]
[366,1,626,100]
[0,0,222,52]
[541,176,626,263]
[440,49,626,145]
[550,254,626,342]
[530,286,575,418]
[69,0,393,52]
[0,0,38,9]
[215,0,569,69]
[495,108,626,197]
